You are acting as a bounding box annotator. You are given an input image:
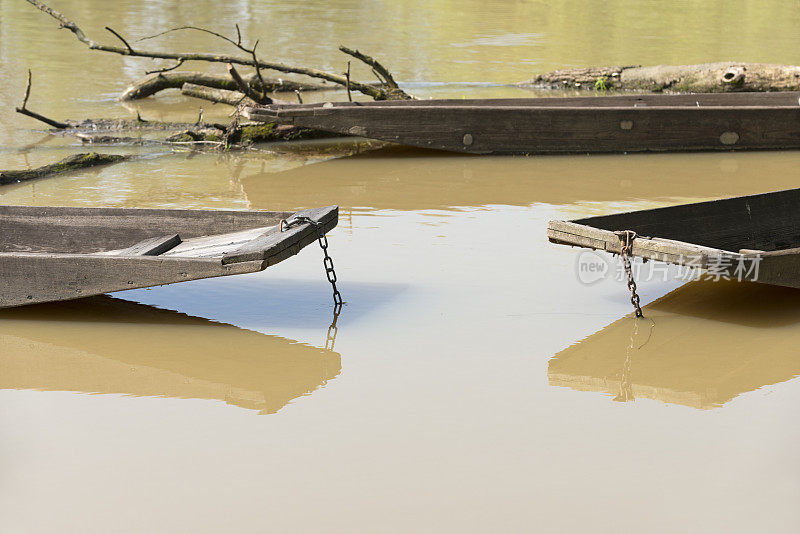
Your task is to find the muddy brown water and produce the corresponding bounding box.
[2,1,800,532]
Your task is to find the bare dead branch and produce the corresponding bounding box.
[370,68,386,85]
[250,40,267,91]
[227,62,271,104]
[25,0,411,100]
[345,61,352,102]
[145,58,185,75]
[21,69,32,109]
[138,25,243,50]
[120,71,328,100]
[15,70,68,129]
[339,46,400,88]
[105,26,133,53]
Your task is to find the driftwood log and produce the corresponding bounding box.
[179,83,255,106]
[120,71,329,101]
[0,153,128,185]
[518,62,800,92]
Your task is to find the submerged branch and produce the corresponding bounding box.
[0,153,129,185]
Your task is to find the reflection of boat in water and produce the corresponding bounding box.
[548,280,800,409]
[0,296,340,414]
[240,145,800,211]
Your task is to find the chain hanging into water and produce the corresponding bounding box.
[616,230,643,318]
[613,316,639,402]
[281,216,344,307]
[326,304,341,351]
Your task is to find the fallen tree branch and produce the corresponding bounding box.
[0,153,129,185]
[119,71,327,100]
[26,0,411,100]
[181,83,253,106]
[145,58,184,75]
[227,62,271,104]
[518,62,800,92]
[15,69,68,129]
[338,46,400,89]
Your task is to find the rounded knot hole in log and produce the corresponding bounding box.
[721,67,745,85]
[462,133,474,146]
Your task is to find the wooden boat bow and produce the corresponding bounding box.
[0,205,338,308]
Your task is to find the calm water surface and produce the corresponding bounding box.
[2,1,800,532]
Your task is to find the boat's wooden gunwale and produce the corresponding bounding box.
[0,205,295,255]
[246,91,800,111]
[243,95,800,155]
[547,188,800,289]
[0,205,339,308]
[546,220,738,268]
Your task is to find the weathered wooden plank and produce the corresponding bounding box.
[246,91,800,111]
[109,234,182,256]
[244,92,800,155]
[572,188,800,252]
[0,253,264,308]
[222,206,338,265]
[548,187,800,289]
[0,205,340,308]
[162,227,269,258]
[0,205,291,254]
[547,221,717,267]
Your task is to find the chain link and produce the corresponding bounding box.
[281,215,343,307]
[615,230,643,318]
[325,304,341,351]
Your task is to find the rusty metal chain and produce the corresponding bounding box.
[281,215,343,307]
[615,230,643,317]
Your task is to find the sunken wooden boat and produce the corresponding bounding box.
[548,187,800,289]
[0,205,337,308]
[243,92,800,155]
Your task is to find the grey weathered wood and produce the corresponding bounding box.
[111,234,182,256]
[0,205,339,308]
[222,206,338,265]
[243,92,800,155]
[163,227,268,258]
[0,205,291,254]
[548,187,800,289]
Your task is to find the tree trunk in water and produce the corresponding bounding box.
[518,63,800,92]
